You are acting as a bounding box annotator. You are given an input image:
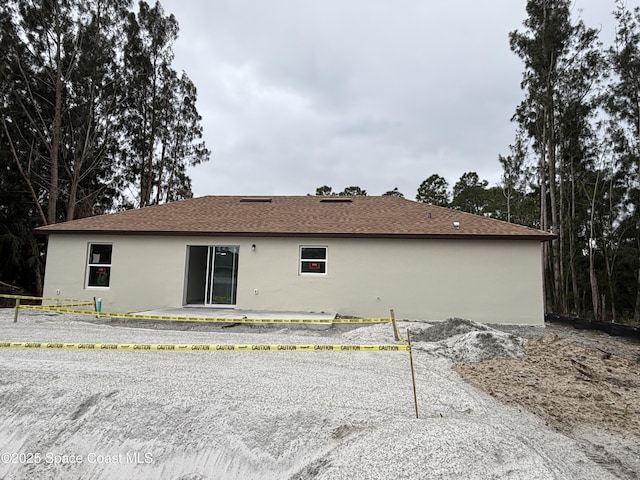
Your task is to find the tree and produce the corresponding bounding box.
[382,187,404,198]
[450,172,491,215]
[416,174,450,206]
[119,0,209,208]
[0,0,130,293]
[339,186,367,196]
[606,0,640,322]
[498,133,538,225]
[314,185,335,196]
[0,0,133,224]
[510,0,602,314]
[0,0,210,292]
[0,145,44,294]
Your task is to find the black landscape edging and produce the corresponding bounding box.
[544,314,640,340]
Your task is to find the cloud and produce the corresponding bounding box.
[167,0,620,198]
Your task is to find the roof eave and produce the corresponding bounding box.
[35,229,556,241]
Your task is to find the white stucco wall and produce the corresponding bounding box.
[42,234,545,325]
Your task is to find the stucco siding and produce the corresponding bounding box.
[43,235,187,312]
[42,235,544,325]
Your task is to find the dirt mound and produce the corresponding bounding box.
[455,334,640,436]
[409,318,525,362]
[409,318,488,342]
[454,331,640,479]
[442,330,526,362]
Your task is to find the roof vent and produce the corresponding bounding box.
[319,197,353,203]
[453,221,460,229]
[240,197,272,203]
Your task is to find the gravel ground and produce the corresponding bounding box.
[0,310,633,479]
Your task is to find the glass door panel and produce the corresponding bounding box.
[208,246,239,305]
[185,245,239,306]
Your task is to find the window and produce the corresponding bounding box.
[300,246,327,275]
[87,244,112,288]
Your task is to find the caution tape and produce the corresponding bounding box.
[0,294,92,303]
[0,341,409,352]
[16,305,391,325]
[46,303,95,308]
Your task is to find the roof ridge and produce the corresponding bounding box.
[35,195,555,240]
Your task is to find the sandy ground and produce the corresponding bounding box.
[0,310,637,479]
[451,322,640,480]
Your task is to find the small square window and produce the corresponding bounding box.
[87,244,112,287]
[300,246,327,275]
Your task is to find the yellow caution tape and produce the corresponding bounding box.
[0,341,410,352]
[16,305,391,324]
[0,294,91,303]
[47,303,95,308]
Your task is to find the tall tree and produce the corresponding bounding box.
[1,0,131,223]
[510,0,602,313]
[0,0,210,292]
[416,174,450,206]
[606,0,640,322]
[450,172,492,215]
[498,133,538,225]
[119,1,209,208]
[61,0,129,220]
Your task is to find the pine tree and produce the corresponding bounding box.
[510,0,602,314]
[0,0,210,292]
[119,1,209,208]
[606,0,640,322]
[416,174,450,206]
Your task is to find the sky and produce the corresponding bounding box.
[160,0,624,199]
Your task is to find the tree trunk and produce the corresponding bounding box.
[604,245,616,322]
[569,228,580,315]
[589,243,600,321]
[47,2,63,225]
[635,232,640,323]
[539,118,550,313]
[65,79,97,221]
[569,159,580,315]
[28,237,43,296]
[546,104,562,313]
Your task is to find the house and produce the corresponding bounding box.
[36,196,554,325]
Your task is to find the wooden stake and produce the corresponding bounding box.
[407,330,419,419]
[13,298,20,323]
[391,309,399,341]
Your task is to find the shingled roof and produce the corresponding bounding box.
[36,196,554,240]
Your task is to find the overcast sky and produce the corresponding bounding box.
[161,0,623,198]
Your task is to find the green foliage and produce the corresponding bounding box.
[315,185,334,196]
[450,172,488,214]
[416,174,450,206]
[0,0,209,291]
[506,0,640,322]
[382,187,404,198]
[119,1,209,207]
[313,185,367,196]
[340,186,367,196]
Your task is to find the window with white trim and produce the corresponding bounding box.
[299,246,327,275]
[86,244,112,288]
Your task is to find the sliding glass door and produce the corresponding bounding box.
[185,246,239,306]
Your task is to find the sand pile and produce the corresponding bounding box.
[409,318,526,362]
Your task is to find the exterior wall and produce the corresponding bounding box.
[42,234,545,325]
[42,235,187,313]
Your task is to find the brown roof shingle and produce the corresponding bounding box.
[36,196,554,240]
